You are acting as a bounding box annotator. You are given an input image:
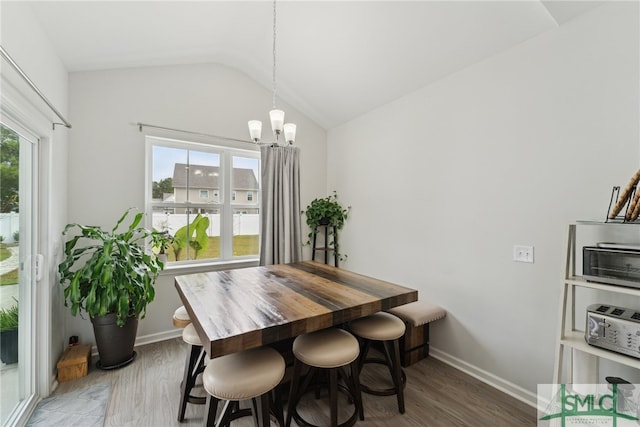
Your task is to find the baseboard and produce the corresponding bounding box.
[429,346,537,408]
[135,329,183,347]
[89,329,183,357]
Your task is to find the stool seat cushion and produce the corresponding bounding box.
[387,301,446,327]
[203,347,285,401]
[293,328,359,369]
[182,323,202,346]
[349,312,405,341]
[173,306,191,328]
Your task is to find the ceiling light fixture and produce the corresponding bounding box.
[248,0,296,145]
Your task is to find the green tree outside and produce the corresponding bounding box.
[0,127,19,213]
[153,177,173,200]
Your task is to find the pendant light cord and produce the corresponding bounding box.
[272,0,277,109]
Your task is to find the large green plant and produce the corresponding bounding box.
[301,191,350,260]
[172,214,210,260]
[0,299,18,332]
[58,209,171,326]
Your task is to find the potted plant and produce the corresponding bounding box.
[152,230,173,264]
[0,299,18,364]
[301,191,350,261]
[58,208,171,369]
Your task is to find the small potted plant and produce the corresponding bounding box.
[58,208,171,369]
[152,230,173,264]
[301,191,350,261]
[0,299,18,364]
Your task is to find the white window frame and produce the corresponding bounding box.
[247,191,253,202]
[199,189,209,199]
[145,136,260,267]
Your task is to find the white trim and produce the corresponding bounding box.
[88,329,183,357]
[429,346,537,408]
[1,72,60,425]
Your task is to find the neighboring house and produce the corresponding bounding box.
[170,163,259,214]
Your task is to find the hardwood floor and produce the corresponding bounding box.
[52,338,536,426]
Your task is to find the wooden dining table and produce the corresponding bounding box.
[174,261,418,358]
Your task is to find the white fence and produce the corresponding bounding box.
[152,213,259,237]
[0,213,19,243]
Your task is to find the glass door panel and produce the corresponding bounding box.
[0,122,35,425]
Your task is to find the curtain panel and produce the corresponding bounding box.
[259,145,302,265]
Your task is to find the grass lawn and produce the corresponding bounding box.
[0,247,10,262]
[0,245,18,285]
[0,269,18,286]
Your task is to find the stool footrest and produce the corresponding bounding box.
[359,357,406,396]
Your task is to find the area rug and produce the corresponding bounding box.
[26,382,111,427]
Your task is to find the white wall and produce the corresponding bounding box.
[327,2,639,404]
[67,63,327,345]
[1,2,69,396]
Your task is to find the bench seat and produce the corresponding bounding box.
[387,301,446,367]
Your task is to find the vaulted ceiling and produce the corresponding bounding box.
[26,1,606,129]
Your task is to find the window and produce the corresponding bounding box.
[146,136,260,264]
[247,191,253,202]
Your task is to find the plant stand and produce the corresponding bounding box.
[311,225,339,267]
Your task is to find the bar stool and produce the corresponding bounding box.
[349,312,406,415]
[285,328,363,427]
[177,316,207,421]
[173,305,191,328]
[203,346,285,427]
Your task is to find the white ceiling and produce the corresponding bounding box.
[25,1,606,129]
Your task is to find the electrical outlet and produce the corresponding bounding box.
[513,245,534,263]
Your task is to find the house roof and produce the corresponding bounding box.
[172,164,258,190]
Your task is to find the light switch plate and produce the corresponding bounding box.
[513,245,534,263]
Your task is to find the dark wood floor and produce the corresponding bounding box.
[53,338,536,426]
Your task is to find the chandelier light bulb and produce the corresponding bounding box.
[270,109,285,135]
[248,120,262,142]
[283,123,296,144]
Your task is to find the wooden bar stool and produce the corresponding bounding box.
[177,321,207,422]
[285,328,363,427]
[173,305,192,329]
[349,312,406,415]
[203,346,285,427]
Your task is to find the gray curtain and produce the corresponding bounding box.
[259,145,302,265]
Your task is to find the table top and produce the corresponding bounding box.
[174,261,418,358]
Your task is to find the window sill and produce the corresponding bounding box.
[159,258,260,276]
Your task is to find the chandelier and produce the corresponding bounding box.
[248,0,296,145]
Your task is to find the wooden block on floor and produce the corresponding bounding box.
[57,344,91,382]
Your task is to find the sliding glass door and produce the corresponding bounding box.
[0,121,36,426]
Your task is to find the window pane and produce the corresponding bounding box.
[233,209,259,257]
[232,156,259,206]
[152,146,186,204]
[231,156,259,257]
[152,146,220,206]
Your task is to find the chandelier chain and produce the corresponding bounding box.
[272,0,277,109]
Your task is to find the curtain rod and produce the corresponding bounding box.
[136,122,261,146]
[0,45,72,130]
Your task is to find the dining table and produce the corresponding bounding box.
[174,261,418,359]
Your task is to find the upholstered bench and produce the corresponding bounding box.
[387,301,447,367]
